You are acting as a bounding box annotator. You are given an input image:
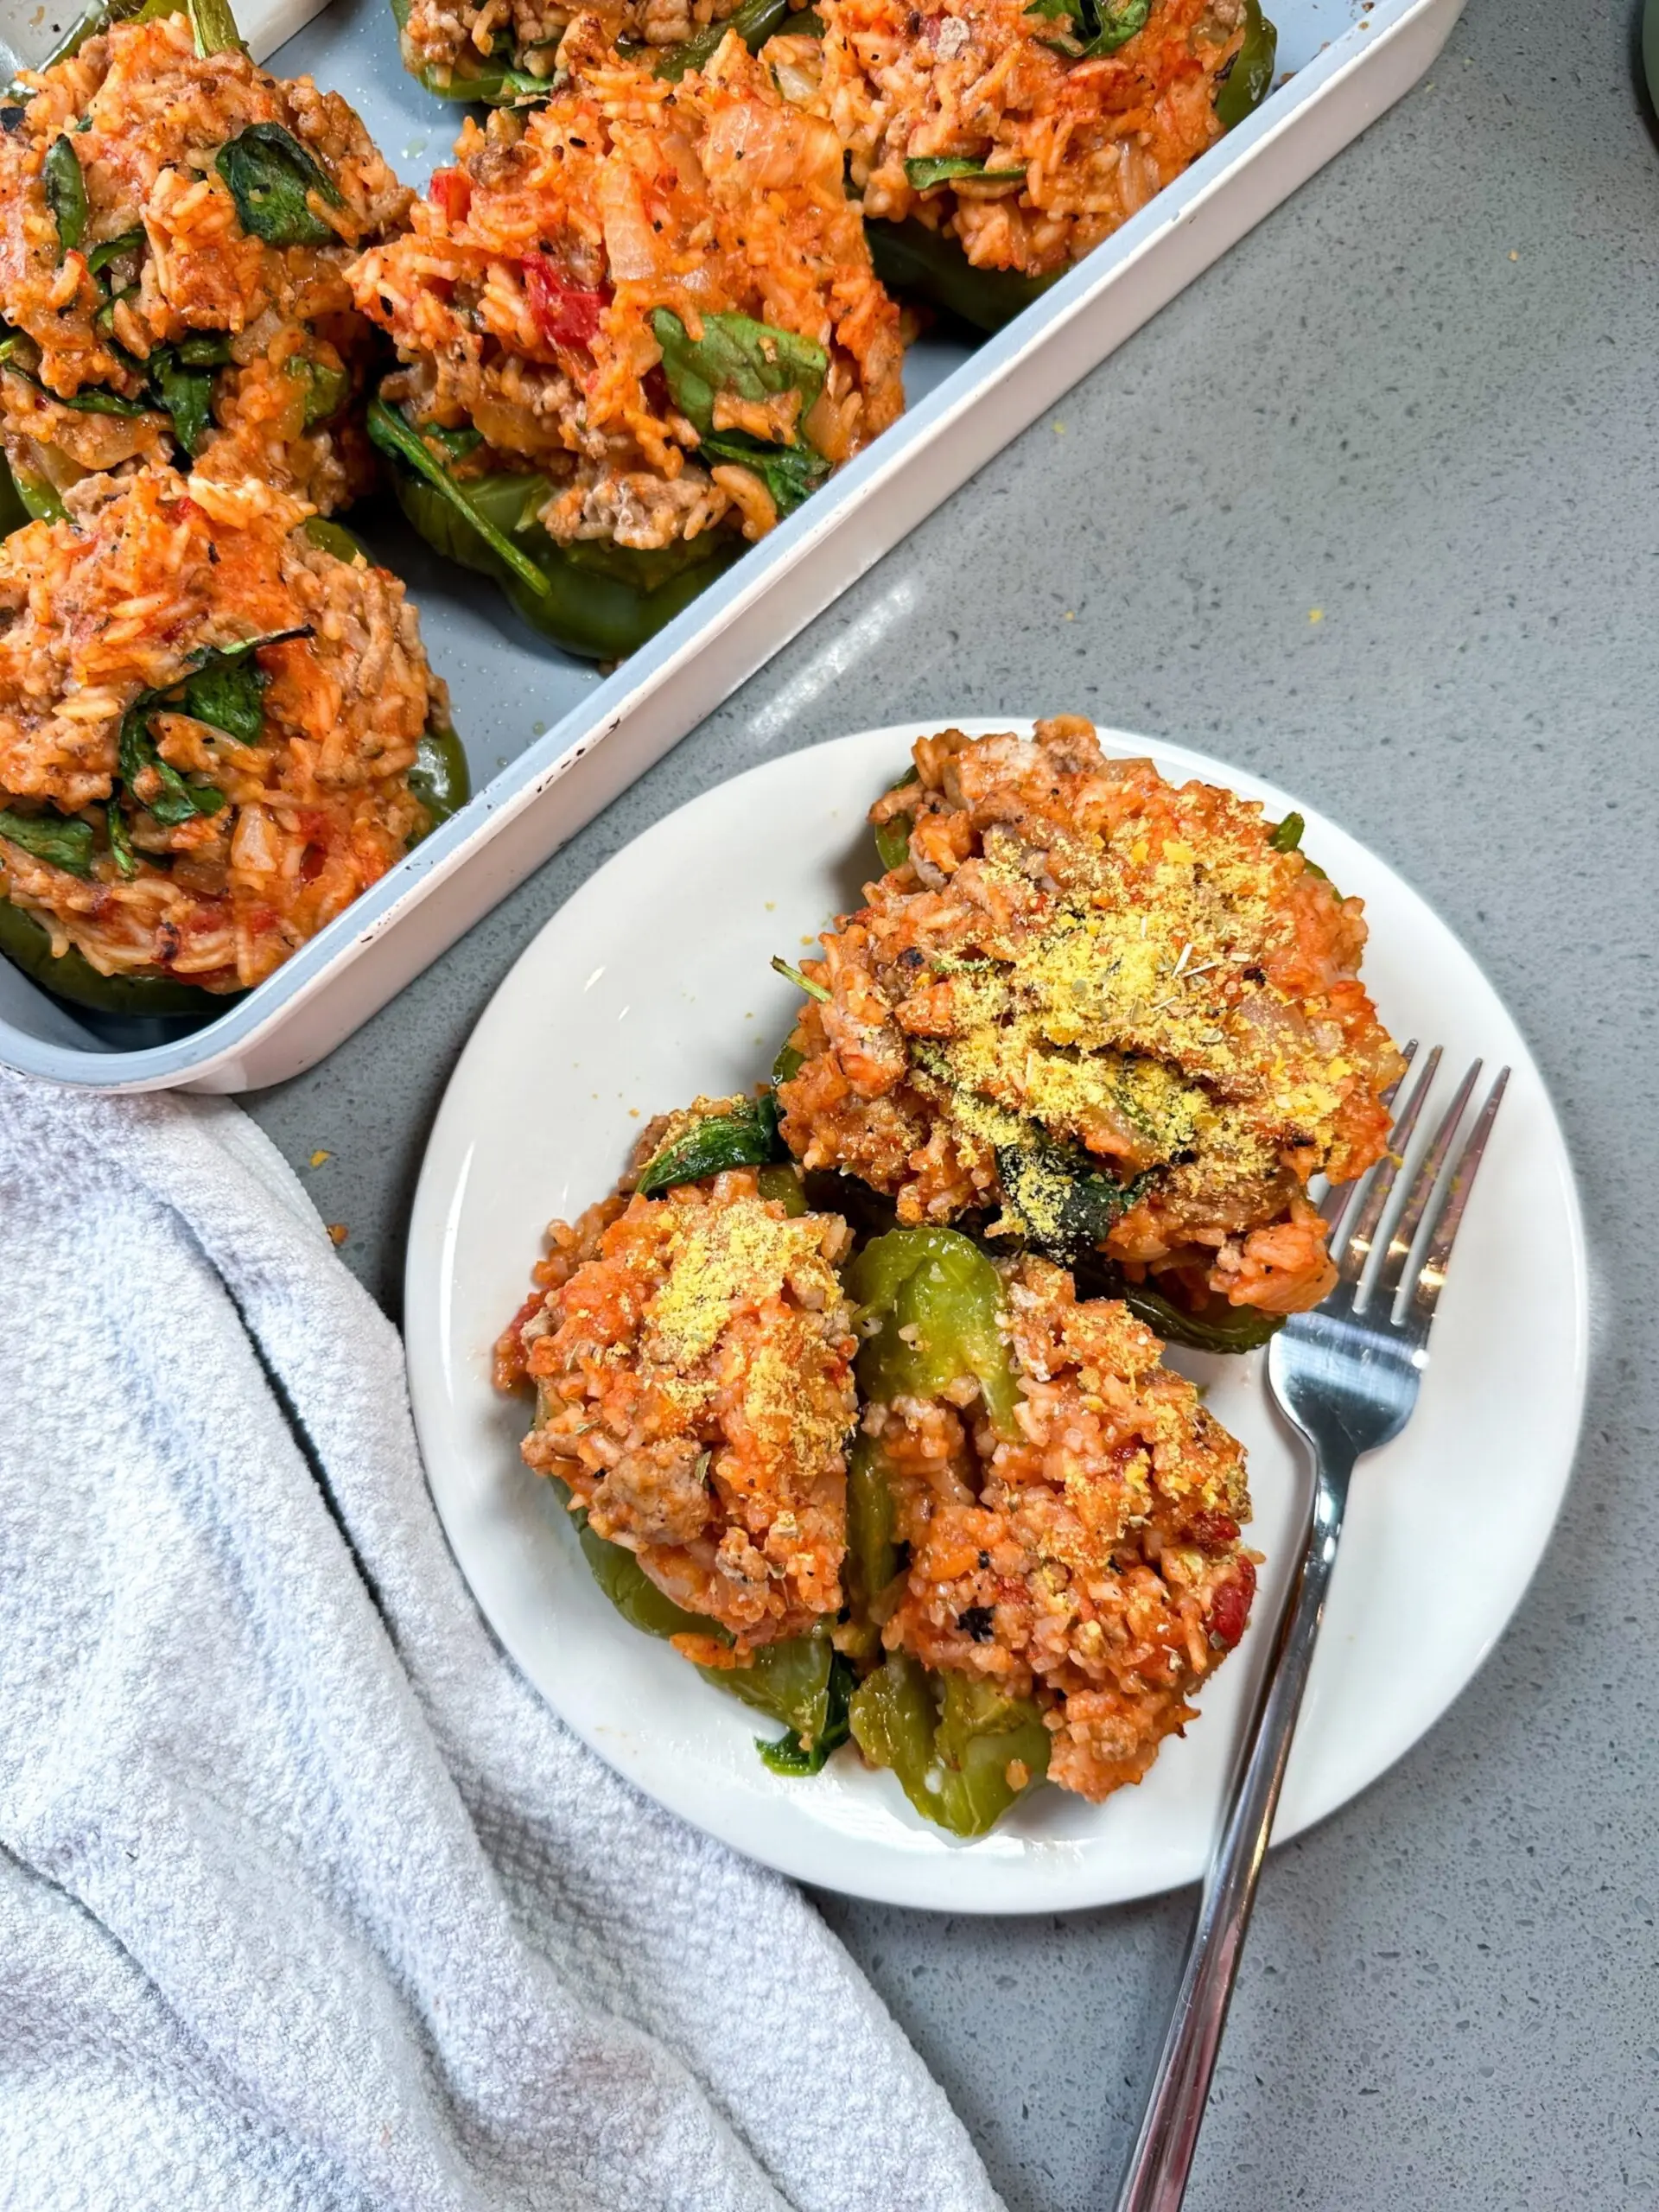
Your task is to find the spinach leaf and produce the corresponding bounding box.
[105,798,137,877]
[118,701,227,824]
[215,123,343,247]
[178,651,266,741]
[366,397,552,599]
[287,352,349,428]
[44,136,88,259]
[0,807,94,875]
[635,1093,785,1196]
[423,420,482,461]
[116,631,302,819]
[904,155,1027,190]
[700,430,830,516]
[1024,0,1148,59]
[148,349,216,454]
[86,228,144,279]
[56,384,151,416]
[873,766,918,870]
[1121,1278,1284,1352]
[656,0,787,79]
[756,1653,855,1776]
[650,308,827,441]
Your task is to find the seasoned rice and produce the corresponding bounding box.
[399,0,741,89]
[499,1166,859,1661]
[865,1253,1255,1800]
[0,13,410,512]
[777,716,1404,1319]
[772,0,1246,278]
[351,17,905,551]
[0,465,444,993]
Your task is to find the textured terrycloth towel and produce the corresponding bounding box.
[0,1073,1000,2212]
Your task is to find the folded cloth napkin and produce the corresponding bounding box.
[0,1071,1001,2212]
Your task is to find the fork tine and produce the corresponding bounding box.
[1335,1046,1442,1287]
[1319,1040,1419,1249]
[1409,1067,1510,1330]
[1371,1058,1483,1313]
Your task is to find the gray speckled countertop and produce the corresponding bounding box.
[245,0,1659,2201]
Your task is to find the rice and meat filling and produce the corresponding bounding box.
[0,465,442,993]
[351,20,905,553]
[0,12,410,514]
[500,1163,859,1662]
[778,717,1404,1319]
[777,0,1249,280]
[866,1255,1255,1800]
[398,0,741,92]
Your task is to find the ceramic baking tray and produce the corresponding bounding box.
[0,0,1463,1090]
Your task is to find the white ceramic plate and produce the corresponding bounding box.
[404,721,1587,1914]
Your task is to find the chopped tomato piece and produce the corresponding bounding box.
[522,252,611,350]
[430,168,471,225]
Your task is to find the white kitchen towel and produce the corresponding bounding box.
[0,1071,1001,2212]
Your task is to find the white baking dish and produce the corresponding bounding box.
[0,0,1463,1090]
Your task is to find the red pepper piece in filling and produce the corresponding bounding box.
[523,251,611,350]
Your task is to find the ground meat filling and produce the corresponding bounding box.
[0,14,410,513]
[778,0,1247,281]
[351,20,906,553]
[868,1255,1255,1800]
[777,716,1404,1317]
[0,465,442,993]
[502,1169,859,1661]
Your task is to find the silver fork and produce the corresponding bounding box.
[1114,1046,1510,2212]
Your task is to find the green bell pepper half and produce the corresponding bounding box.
[30,0,240,76]
[0,448,29,537]
[387,0,553,102]
[849,1650,1050,1836]
[1212,0,1277,131]
[836,1430,899,1663]
[571,1506,849,1759]
[861,0,1274,332]
[845,1225,1022,1434]
[372,403,741,662]
[0,899,221,1016]
[865,218,1061,335]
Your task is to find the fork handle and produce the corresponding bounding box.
[1113,1452,1354,2212]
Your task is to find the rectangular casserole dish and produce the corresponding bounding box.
[0,0,1465,1090]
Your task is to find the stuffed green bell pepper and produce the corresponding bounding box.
[0,468,464,1019]
[389,0,791,105]
[763,0,1275,332]
[0,0,410,516]
[497,1147,862,1770]
[777,718,1406,1344]
[349,20,905,658]
[846,1228,1260,1824]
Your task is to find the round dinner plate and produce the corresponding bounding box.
[404,721,1588,1914]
